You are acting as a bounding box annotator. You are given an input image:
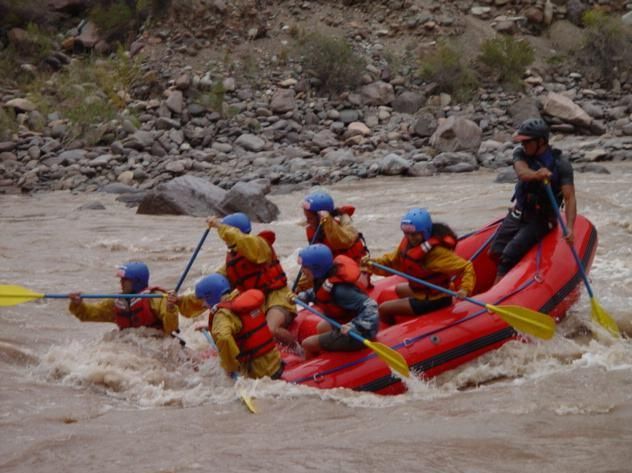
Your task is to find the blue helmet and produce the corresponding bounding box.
[303,191,334,213]
[400,208,432,240]
[298,243,334,279]
[221,212,251,234]
[117,262,150,293]
[195,274,231,307]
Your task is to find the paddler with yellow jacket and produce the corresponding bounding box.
[176,273,283,380]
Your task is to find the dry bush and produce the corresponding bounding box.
[418,41,479,102]
[296,31,366,93]
[477,35,534,89]
[575,9,632,86]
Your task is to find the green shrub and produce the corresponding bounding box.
[576,9,632,85]
[418,42,479,102]
[477,35,534,89]
[23,49,141,141]
[297,31,366,93]
[0,107,17,140]
[89,0,135,41]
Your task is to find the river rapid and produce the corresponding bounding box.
[1,166,631,473]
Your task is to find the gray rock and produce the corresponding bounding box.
[137,175,227,217]
[360,81,395,106]
[412,112,438,137]
[432,152,479,170]
[392,92,425,114]
[99,183,142,194]
[312,129,339,149]
[220,180,279,223]
[235,134,265,152]
[165,90,184,114]
[576,164,610,174]
[430,116,482,153]
[78,201,106,211]
[495,166,518,183]
[123,131,155,150]
[379,153,411,175]
[270,89,296,113]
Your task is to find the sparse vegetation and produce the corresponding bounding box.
[296,31,366,93]
[0,107,18,141]
[576,9,632,85]
[477,35,534,89]
[89,0,135,42]
[418,41,479,102]
[22,49,141,143]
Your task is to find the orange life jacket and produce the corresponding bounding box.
[113,287,164,330]
[216,289,276,363]
[397,236,457,297]
[314,255,365,323]
[306,206,368,262]
[225,230,288,294]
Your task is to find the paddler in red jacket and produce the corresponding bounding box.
[207,212,297,346]
[364,208,475,325]
[296,191,369,291]
[67,262,178,335]
[177,273,283,380]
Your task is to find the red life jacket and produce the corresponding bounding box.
[225,230,288,294]
[113,287,165,330]
[314,255,364,323]
[216,289,276,363]
[397,236,457,297]
[306,206,368,262]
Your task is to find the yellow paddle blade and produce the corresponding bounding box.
[363,339,410,378]
[486,304,556,340]
[0,285,45,306]
[591,298,620,337]
[239,392,257,414]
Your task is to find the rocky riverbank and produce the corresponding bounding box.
[1,0,631,215]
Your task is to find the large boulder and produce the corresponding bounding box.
[136,175,227,216]
[220,180,279,223]
[430,116,482,153]
[542,92,593,129]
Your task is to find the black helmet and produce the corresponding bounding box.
[514,118,549,142]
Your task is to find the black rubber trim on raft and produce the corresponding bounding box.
[351,222,598,394]
[356,327,515,392]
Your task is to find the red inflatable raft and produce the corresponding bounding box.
[280,214,597,395]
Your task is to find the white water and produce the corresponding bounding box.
[1,166,631,473]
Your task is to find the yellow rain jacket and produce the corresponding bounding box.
[216,224,296,315]
[211,291,282,379]
[368,245,476,301]
[296,213,362,291]
[68,295,179,335]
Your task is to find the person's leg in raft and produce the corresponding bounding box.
[266,306,296,345]
[496,218,551,282]
[378,282,416,325]
[265,288,298,345]
[302,320,332,358]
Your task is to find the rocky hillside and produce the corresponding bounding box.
[0,0,631,208]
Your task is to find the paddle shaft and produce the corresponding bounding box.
[369,262,484,309]
[174,227,210,293]
[291,223,322,292]
[294,298,367,345]
[45,293,164,300]
[543,183,594,297]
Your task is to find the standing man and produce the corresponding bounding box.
[490,118,577,282]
